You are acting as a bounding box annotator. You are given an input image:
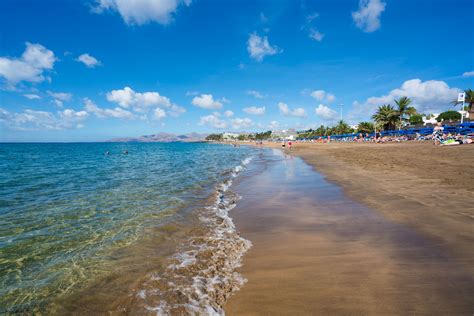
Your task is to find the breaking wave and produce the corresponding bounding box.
[135,157,253,315]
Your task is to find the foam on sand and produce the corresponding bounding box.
[135,157,253,315]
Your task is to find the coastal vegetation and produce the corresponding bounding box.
[436,110,462,122]
[206,91,472,141]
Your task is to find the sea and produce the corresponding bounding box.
[0,142,256,314]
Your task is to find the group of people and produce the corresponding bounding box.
[281,141,293,150]
[432,123,473,146]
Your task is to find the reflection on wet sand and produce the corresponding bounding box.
[226,149,474,315]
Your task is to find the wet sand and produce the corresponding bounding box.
[226,146,474,315]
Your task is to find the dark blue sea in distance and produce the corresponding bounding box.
[0,142,254,313]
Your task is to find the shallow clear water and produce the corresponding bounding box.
[0,142,254,313]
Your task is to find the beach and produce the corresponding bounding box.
[225,142,474,314]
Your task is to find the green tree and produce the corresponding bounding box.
[205,133,223,141]
[452,88,474,115]
[333,120,353,135]
[436,110,461,122]
[357,121,374,134]
[409,114,424,125]
[394,96,416,128]
[372,104,398,131]
[237,134,247,141]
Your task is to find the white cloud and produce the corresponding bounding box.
[48,91,72,102]
[92,0,191,25]
[310,90,335,103]
[315,104,338,121]
[76,53,101,68]
[462,71,474,77]
[84,98,135,119]
[47,91,73,107]
[224,110,234,117]
[0,107,87,131]
[0,42,56,84]
[230,117,253,129]
[352,0,386,33]
[243,106,266,115]
[309,28,324,42]
[23,94,41,100]
[169,104,186,117]
[278,102,307,117]
[106,86,172,112]
[247,90,264,99]
[185,90,200,96]
[192,94,223,110]
[350,79,461,121]
[247,32,281,62]
[153,107,167,119]
[199,113,227,129]
[268,120,279,129]
[306,12,320,22]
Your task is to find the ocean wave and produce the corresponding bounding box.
[135,156,253,315]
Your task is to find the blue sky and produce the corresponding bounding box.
[0,0,473,142]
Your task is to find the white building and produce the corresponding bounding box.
[423,114,439,125]
[271,129,297,140]
[222,132,240,140]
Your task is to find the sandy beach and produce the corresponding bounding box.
[225,142,474,315]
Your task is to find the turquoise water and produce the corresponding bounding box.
[0,142,254,313]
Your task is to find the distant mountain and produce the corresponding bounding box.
[107,132,208,143]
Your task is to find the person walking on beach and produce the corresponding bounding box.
[288,141,292,150]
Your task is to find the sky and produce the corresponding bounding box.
[0,0,473,142]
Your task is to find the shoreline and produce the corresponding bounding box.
[226,141,474,273]
[221,142,474,314]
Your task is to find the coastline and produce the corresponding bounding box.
[220,142,474,314]
[260,142,474,272]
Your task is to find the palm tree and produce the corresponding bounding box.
[372,104,398,131]
[333,120,352,134]
[357,121,374,134]
[452,89,474,115]
[394,96,416,129]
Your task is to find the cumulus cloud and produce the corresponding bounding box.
[247,90,264,99]
[309,28,324,42]
[243,106,266,115]
[224,110,234,117]
[230,117,253,129]
[462,71,474,77]
[192,94,223,110]
[76,53,101,68]
[92,0,191,25]
[169,104,186,117]
[352,0,386,33]
[153,107,166,120]
[106,86,172,112]
[199,113,227,129]
[268,120,279,129]
[84,98,135,119]
[0,42,56,85]
[350,79,461,121]
[47,91,72,107]
[278,102,307,117]
[247,32,281,62]
[315,104,338,121]
[23,94,41,100]
[310,90,335,103]
[0,107,87,130]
